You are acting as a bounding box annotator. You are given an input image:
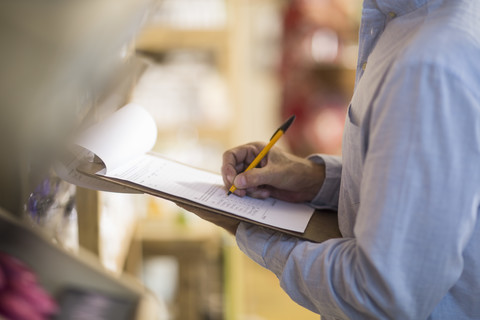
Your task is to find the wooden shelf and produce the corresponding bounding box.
[153,127,232,147]
[136,27,229,52]
[126,217,223,320]
[136,217,220,243]
[0,209,160,319]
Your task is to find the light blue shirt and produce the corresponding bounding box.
[236,0,480,319]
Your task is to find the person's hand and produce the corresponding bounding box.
[222,142,325,202]
[176,203,240,235]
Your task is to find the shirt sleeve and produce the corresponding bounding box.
[307,154,342,210]
[236,62,480,319]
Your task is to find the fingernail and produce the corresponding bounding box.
[227,174,234,183]
[234,175,246,188]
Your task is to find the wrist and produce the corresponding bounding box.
[285,153,325,201]
[303,159,325,201]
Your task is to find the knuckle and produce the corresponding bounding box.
[222,150,233,161]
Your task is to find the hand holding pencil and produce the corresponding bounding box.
[227,115,296,195]
[221,115,326,203]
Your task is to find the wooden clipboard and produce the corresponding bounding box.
[78,162,341,243]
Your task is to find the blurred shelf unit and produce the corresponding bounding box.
[136,28,229,52]
[125,216,223,320]
[150,0,227,30]
[134,0,249,147]
[135,0,232,69]
[124,2,250,320]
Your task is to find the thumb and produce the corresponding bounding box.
[233,167,274,189]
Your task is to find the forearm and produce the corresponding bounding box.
[236,223,360,319]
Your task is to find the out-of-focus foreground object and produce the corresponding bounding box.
[0,251,58,320]
[0,1,164,319]
[0,0,150,216]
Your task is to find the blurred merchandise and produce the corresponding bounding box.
[0,252,58,320]
[25,174,78,253]
[128,217,223,320]
[281,67,354,156]
[151,0,227,29]
[141,256,179,319]
[280,0,360,156]
[55,288,136,320]
[130,51,229,174]
[99,193,143,274]
[131,52,231,133]
[281,0,359,71]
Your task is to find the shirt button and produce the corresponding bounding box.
[388,11,396,18]
[361,62,367,71]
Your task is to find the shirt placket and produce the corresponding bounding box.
[355,1,387,86]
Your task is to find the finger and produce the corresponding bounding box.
[223,142,266,167]
[233,167,275,190]
[222,143,258,168]
[245,146,260,164]
[259,157,268,168]
[246,188,270,199]
[235,162,245,173]
[222,152,239,185]
[233,188,247,197]
[221,144,256,181]
[221,164,237,187]
[266,188,303,202]
[222,143,265,186]
[222,148,250,185]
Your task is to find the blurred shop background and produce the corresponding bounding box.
[0,0,361,320]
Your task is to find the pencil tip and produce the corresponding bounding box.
[280,114,296,133]
[227,191,232,196]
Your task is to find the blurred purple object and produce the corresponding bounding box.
[0,265,5,291]
[0,252,58,320]
[24,174,77,250]
[26,177,59,223]
[0,291,44,320]
[0,253,36,285]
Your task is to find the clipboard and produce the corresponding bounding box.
[78,161,341,243]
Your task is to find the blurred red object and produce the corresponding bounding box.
[281,69,347,156]
[0,252,58,320]
[280,0,357,156]
[0,264,4,291]
[0,292,43,320]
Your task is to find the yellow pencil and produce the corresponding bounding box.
[227,115,296,196]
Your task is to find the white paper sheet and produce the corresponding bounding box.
[55,103,155,192]
[75,103,157,171]
[54,147,141,193]
[104,154,314,233]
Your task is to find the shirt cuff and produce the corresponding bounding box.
[307,154,342,210]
